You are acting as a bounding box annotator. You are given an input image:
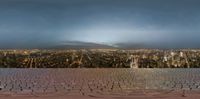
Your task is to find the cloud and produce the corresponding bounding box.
[0,0,200,48]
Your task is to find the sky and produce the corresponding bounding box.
[0,0,200,48]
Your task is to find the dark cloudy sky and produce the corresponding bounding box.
[0,0,200,48]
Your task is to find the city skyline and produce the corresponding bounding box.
[0,0,200,48]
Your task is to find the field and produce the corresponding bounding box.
[0,68,200,99]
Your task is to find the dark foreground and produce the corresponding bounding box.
[0,68,200,99]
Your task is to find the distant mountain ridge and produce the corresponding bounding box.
[1,41,190,49]
[47,41,152,49]
[49,41,116,49]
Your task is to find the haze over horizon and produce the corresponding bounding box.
[0,0,200,49]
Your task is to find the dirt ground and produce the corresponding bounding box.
[0,90,200,99]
